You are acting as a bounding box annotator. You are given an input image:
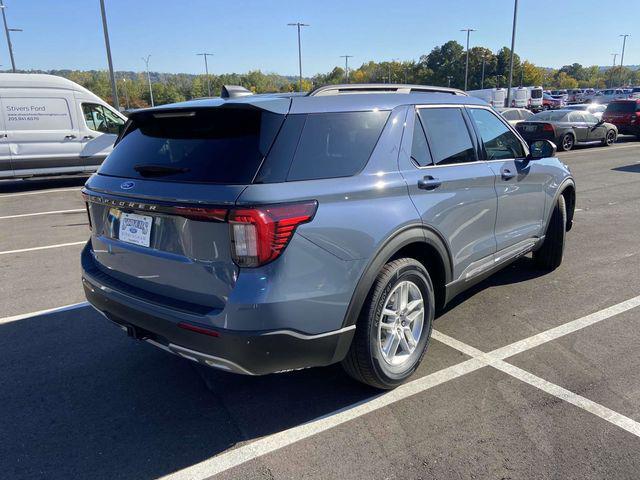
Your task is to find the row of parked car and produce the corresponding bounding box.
[497,98,640,150]
[545,87,640,107]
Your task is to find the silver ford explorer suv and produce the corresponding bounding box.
[81,84,575,389]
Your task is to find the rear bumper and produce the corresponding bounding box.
[81,243,355,375]
[611,125,640,136]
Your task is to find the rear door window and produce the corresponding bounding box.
[410,113,432,167]
[286,111,389,181]
[417,108,476,165]
[99,108,284,184]
[468,108,526,160]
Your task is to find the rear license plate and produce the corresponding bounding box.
[523,125,537,132]
[118,212,152,247]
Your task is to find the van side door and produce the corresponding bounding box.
[467,106,548,252]
[398,106,498,281]
[77,99,126,171]
[3,89,82,176]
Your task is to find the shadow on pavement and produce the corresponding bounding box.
[0,175,89,194]
[612,163,640,173]
[0,307,375,480]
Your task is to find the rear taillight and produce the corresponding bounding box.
[542,123,555,132]
[229,201,318,267]
[173,206,228,222]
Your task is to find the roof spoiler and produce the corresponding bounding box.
[308,84,468,97]
[221,85,253,99]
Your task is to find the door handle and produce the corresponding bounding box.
[83,135,94,140]
[64,134,77,139]
[417,175,441,191]
[501,169,516,180]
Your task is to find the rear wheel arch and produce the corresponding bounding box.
[341,225,452,329]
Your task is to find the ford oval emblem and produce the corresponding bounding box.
[120,181,135,190]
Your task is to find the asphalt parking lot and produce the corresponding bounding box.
[1,139,640,480]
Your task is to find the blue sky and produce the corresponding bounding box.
[5,0,639,75]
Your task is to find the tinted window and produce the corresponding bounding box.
[417,108,476,165]
[531,111,569,121]
[531,89,542,99]
[469,108,525,160]
[410,114,432,167]
[287,111,389,181]
[99,108,284,184]
[605,102,637,113]
[501,110,520,121]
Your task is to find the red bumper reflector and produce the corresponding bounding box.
[178,322,220,337]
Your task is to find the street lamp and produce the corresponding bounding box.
[142,55,154,107]
[0,1,20,73]
[619,34,630,86]
[98,0,119,110]
[196,52,214,96]
[460,28,476,91]
[611,53,618,88]
[506,0,519,108]
[287,22,309,92]
[481,54,488,89]
[340,55,353,83]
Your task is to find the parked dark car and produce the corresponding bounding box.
[602,100,640,139]
[516,109,617,151]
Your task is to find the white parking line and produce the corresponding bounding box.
[0,241,86,255]
[160,294,640,480]
[0,208,85,220]
[0,187,81,198]
[0,301,89,325]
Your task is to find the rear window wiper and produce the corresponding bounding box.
[133,164,190,177]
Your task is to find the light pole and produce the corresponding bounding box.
[287,22,309,92]
[196,52,214,96]
[340,55,353,83]
[505,0,519,108]
[460,28,475,91]
[98,0,119,110]
[121,77,130,110]
[0,1,20,73]
[611,53,618,88]
[481,55,487,89]
[447,75,453,87]
[142,55,154,107]
[619,34,630,86]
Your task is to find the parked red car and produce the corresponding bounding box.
[602,100,640,139]
[543,92,565,110]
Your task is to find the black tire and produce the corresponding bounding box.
[341,258,435,390]
[559,133,575,151]
[533,195,566,271]
[603,129,617,146]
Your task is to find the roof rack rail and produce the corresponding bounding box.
[308,84,468,97]
[221,85,253,99]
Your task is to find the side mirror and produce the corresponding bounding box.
[528,139,556,160]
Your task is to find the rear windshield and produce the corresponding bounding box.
[605,102,638,113]
[99,108,284,184]
[531,89,542,98]
[531,111,569,121]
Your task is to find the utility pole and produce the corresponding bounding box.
[340,55,353,83]
[619,34,630,86]
[481,56,486,89]
[460,28,475,91]
[611,53,618,88]
[287,22,309,92]
[505,0,518,108]
[196,52,214,96]
[0,1,19,73]
[142,55,154,107]
[99,0,119,110]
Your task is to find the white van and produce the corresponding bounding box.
[527,86,543,111]
[466,88,507,107]
[0,73,126,179]
[507,87,530,108]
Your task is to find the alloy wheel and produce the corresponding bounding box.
[377,280,425,366]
